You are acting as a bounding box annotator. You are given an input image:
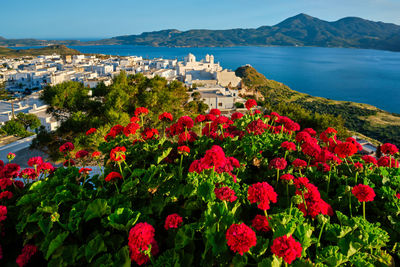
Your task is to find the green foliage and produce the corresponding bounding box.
[1,119,33,137]
[16,112,41,130]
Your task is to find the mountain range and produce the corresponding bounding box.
[1,13,400,51]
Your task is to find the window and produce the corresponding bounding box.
[218,103,222,107]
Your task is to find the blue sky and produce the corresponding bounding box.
[2,0,400,39]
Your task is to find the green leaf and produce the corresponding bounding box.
[84,199,111,222]
[38,218,54,235]
[46,231,69,260]
[85,235,107,263]
[157,147,173,164]
[108,208,140,231]
[113,246,131,267]
[198,181,215,202]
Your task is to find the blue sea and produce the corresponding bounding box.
[13,45,400,113]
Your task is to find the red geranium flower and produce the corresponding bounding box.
[352,184,375,202]
[0,205,7,222]
[281,174,295,181]
[226,223,257,255]
[130,116,140,123]
[281,141,297,151]
[110,146,126,162]
[231,112,244,121]
[141,128,159,140]
[177,116,194,129]
[381,143,399,155]
[124,122,140,136]
[214,186,237,202]
[79,168,92,175]
[271,235,302,264]
[134,107,149,117]
[16,244,37,267]
[159,112,173,122]
[27,156,43,167]
[177,146,190,155]
[320,127,337,143]
[251,214,271,232]
[209,108,221,116]
[75,150,89,159]
[2,163,21,178]
[105,171,122,182]
[269,158,287,170]
[195,114,206,123]
[91,151,101,158]
[334,142,358,158]
[164,213,183,230]
[86,128,97,135]
[362,155,377,166]
[248,182,277,210]
[128,222,158,266]
[0,191,13,200]
[377,156,399,168]
[59,142,74,153]
[292,159,307,169]
[0,178,13,190]
[245,99,257,110]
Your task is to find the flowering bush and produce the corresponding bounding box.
[1,103,400,266]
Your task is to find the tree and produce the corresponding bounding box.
[1,120,30,137]
[0,82,12,100]
[16,113,41,130]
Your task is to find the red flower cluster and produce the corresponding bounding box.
[226,223,257,255]
[104,124,124,141]
[381,143,398,155]
[247,182,277,210]
[281,141,297,151]
[110,146,126,162]
[334,142,358,158]
[245,99,257,110]
[16,244,38,267]
[251,214,271,232]
[269,157,287,170]
[294,178,333,218]
[0,163,20,179]
[319,127,337,143]
[19,168,38,180]
[362,155,378,166]
[59,142,74,153]
[177,145,190,155]
[0,190,13,200]
[281,174,295,181]
[134,107,149,117]
[0,205,7,221]
[141,128,159,140]
[231,112,244,121]
[246,119,268,135]
[27,156,43,167]
[105,172,122,182]
[378,156,399,168]
[189,146,240,181]
[209,108,221,116]
[195,114,206,123]
[158,112,173,122]
[164,213,183,230]
[352,184,375,202]
[128,222,159,265]
[124,122,140,136]
[86,128,97,135]
[271,235,302,264]
[214,186,237,202]
[91,151,101,158]
[79,168,92,175]
[75,150,89,159]
[292,159,307,169]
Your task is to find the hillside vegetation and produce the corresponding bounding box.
[0,45,80,57]
[235,65,400,146]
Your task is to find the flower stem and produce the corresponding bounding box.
[301,190,308,212]
[326,170,332,195]
[363,202,366,220]
[286,183,290,206]
[263,209,269,221]
[223,200,228,210]
[117,161,124,180]
[275,169,280,189]
[349,191,353,218]
[317,220,326,249]
[179,154,183,179]
[114,182,120,194]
